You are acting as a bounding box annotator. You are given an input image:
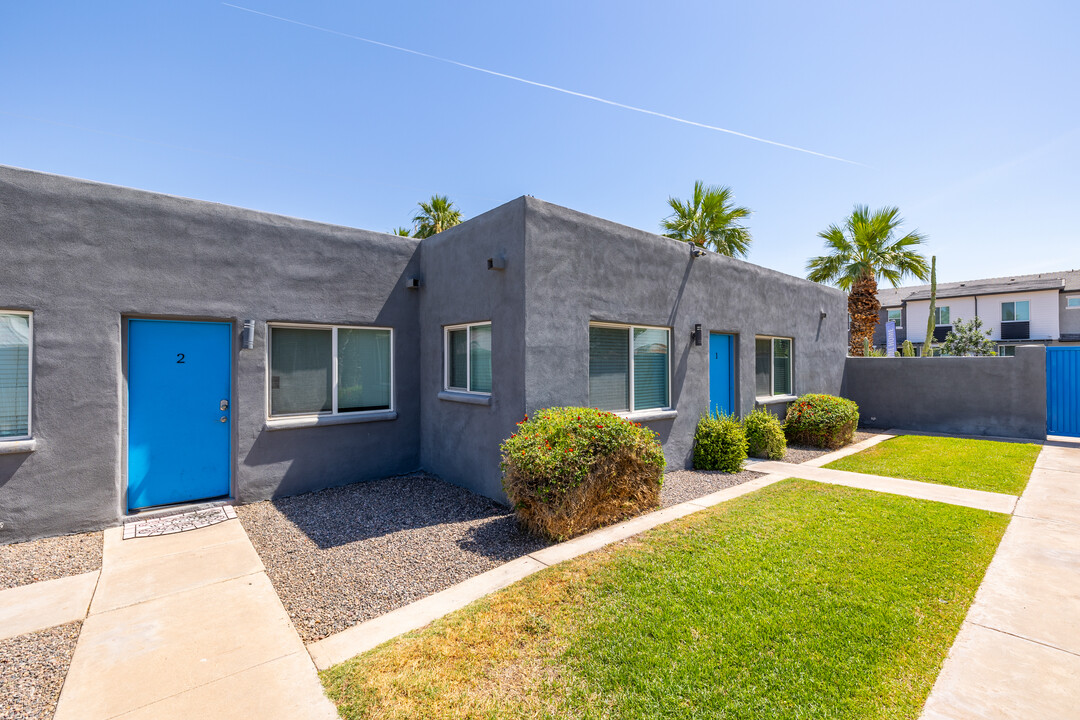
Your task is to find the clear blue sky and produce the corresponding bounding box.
[3,1,1077,284]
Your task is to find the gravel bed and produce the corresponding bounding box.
[0,621,81,720]
[660,469,763,507]
[778,431,885,465]
[237,473,549,643]
[0,532,102,590]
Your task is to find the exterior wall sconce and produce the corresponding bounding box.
[692,323,703,346]
[820,310,828,319]
[487,255,506,270]
[690,246,707,258]
[406,276,422,289]
[241,319,255,350]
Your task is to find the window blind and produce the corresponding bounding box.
[772,338,792,396]
[469,325,492,393]
[270,327,332,415]
[448,329,469,389]
[0,314,29,437]
[755,338,772,397]
[589,326,629,411]
[337,328,391,412]
[633,328,668,410]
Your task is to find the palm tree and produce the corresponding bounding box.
[807,205,930,356]
[391,226,413,237]
[412,195,462,238]
[661,181,752,257]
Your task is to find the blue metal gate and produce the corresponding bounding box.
[1047,347,1080,437]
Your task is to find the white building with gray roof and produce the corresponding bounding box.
[873,270,1080,354]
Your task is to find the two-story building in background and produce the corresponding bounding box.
[874,270,1080,355]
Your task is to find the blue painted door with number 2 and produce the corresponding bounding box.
[127,319,232,510]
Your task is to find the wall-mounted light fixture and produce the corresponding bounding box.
[241,319,255,350]
[692,323,702,346]
[690,246,707,258]
[487,255,506,270]
[406,276,422,289]
[820,310,828,319]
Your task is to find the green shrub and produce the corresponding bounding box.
[744,408,787,460]
[784,394,860,449]
[693,412,747,472]
[500,407,666,541]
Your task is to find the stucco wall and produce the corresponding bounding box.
[1058,292,1080,338]
[521,198,849,470]
[841,345,1047,439]
[0,166,422,543]
[417,199,527,502]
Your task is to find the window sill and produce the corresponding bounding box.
[756,394,798,405]
[438,391,492,406]
[616,408,678,422]
[264,411,397,431]
[0,438,36,454]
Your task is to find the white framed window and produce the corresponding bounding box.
[268,323,393,418]
[997,345,1016,357]
[588,323,670,412]
[1001,301,1030,322]
[444,322,492,395]
[0,311,32,440]
[886,308,902,327]
[1066,297,1079,309]
[756,336,792,399]
[935,306,951,325]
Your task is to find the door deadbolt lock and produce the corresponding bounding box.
[220,400,229,411]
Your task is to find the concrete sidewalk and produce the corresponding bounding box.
[750,460,1019,514]
[52,519,337,720]
[920,436,1080,720]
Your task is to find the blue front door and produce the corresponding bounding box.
[1047,347,1080,438]
[709,332,735,416]
[127,319,232,510]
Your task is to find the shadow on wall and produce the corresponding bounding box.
[0,453,31,492]
[262,473,544,558]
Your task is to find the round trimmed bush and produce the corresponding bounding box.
[744,408,787,460]
[784,394,860,449]
[500,407,666,541]
[692,412,747,472]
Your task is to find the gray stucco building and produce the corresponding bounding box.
[0,166,847,543]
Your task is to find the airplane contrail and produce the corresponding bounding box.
[223,3,863,166]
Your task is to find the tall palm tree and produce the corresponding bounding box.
[412,195,462,238]
[661,181,752,258]
[807,205,930,356]
[391,226,413,237]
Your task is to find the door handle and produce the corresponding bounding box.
[220,400,229,411]
[220,416,228,423]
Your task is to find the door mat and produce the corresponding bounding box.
[123,505,237,539]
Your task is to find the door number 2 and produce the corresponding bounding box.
[176,353,185,364]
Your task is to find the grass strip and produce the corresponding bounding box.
[824,435,1040,495]
[322,480,1008,719]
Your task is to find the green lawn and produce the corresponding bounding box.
[321,480,1009,720]
[824,434,1041,495]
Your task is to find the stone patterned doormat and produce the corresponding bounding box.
[123,505,237,539]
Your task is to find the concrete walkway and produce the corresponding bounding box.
[750,461,1019,514]
[52,519,337,720]
[920,436,1080,720]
